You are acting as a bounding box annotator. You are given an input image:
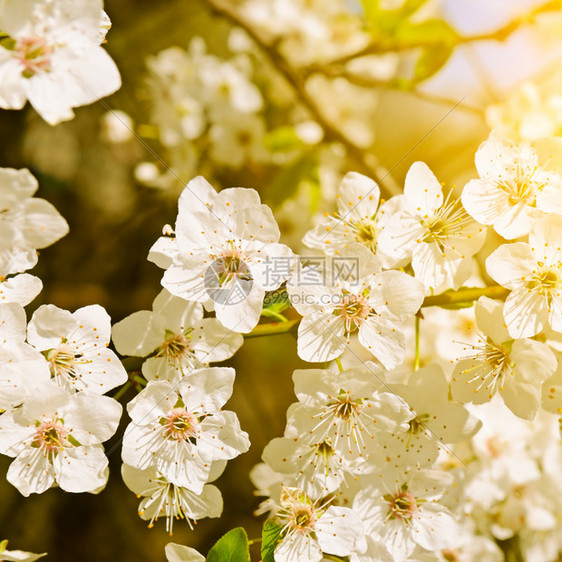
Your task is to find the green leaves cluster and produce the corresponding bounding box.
[202,522,283,562]
[359,0,458,83]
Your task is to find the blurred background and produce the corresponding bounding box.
[2,0,562,559]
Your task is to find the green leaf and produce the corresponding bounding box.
[0,539,8,553]
[206,528,250,562]
[395,19,458,47]
[261,521,283,562]
[262,287,291,315]
[264,126,304,152]
[413,43,455,83]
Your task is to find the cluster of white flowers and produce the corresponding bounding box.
[0,167,125,498]
[136,37,270,189]
[4,1,562,560]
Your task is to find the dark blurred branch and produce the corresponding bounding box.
[205,0,399,197]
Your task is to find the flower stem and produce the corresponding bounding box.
[245,318,300,338]
[246,285,507,339]
[261,309,289,322]
[112,381,132,400]
[335,357,344,372]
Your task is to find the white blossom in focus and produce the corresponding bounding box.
[122,371,250,493]
[273,486,366,562]
[0,302,50,410]
[486,214,562,338]
[121,464,223,534]
[462,132,562,239]
[452,296,557,419]
[353,469,460,561]
[0,168,68,276]
[149,176,293,333]
[0,380,121,496]
[378,162,486,292]
[290,247,424,367]
[112,288,243,384]
[27,304,127,394]
[303,171,403,267]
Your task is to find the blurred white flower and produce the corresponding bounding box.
[0,0,121,124]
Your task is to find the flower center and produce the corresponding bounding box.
[497,162,542,206]
[338,293,370,332]
[329,392,361,421]
[33,420,67,455]
[158,329,193,364]
[526,266,561,297]
[419,194,472,249]
[163,408,198,441]
[407,413,430,435]
[352,220,378,251]
[385,489,417,521]
[17,36,53,77]
[212,244,252,286]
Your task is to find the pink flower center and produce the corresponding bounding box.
[17,36,53,77]
[33,420,67,454]
[385,490,417,521]
[163,408,198,441]
[338,293,370,332]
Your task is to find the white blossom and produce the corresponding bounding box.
[486,214,562,338]
[0,0,121,124]
[27,304,127,394]
[122,370,250,493]
[451,296,557,419]
[149,176,293,333]
[462,132,562,239]
[0,380,121,496]
[121,463,223,534]
[0,168,68,276]
[112,288,243,383]
[353,469,460,561]
[378,162,486,292]
[290,247,424,367]
[273,486,366,562]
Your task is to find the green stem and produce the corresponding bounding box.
[335,357,344,372]
[422,285,509,308]
[245,318,300,338]
[261,309,289,322]
[414,314,421,371]
[112,381,132,400]
[245,285,508,339]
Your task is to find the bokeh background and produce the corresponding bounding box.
[1,0,562,559]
